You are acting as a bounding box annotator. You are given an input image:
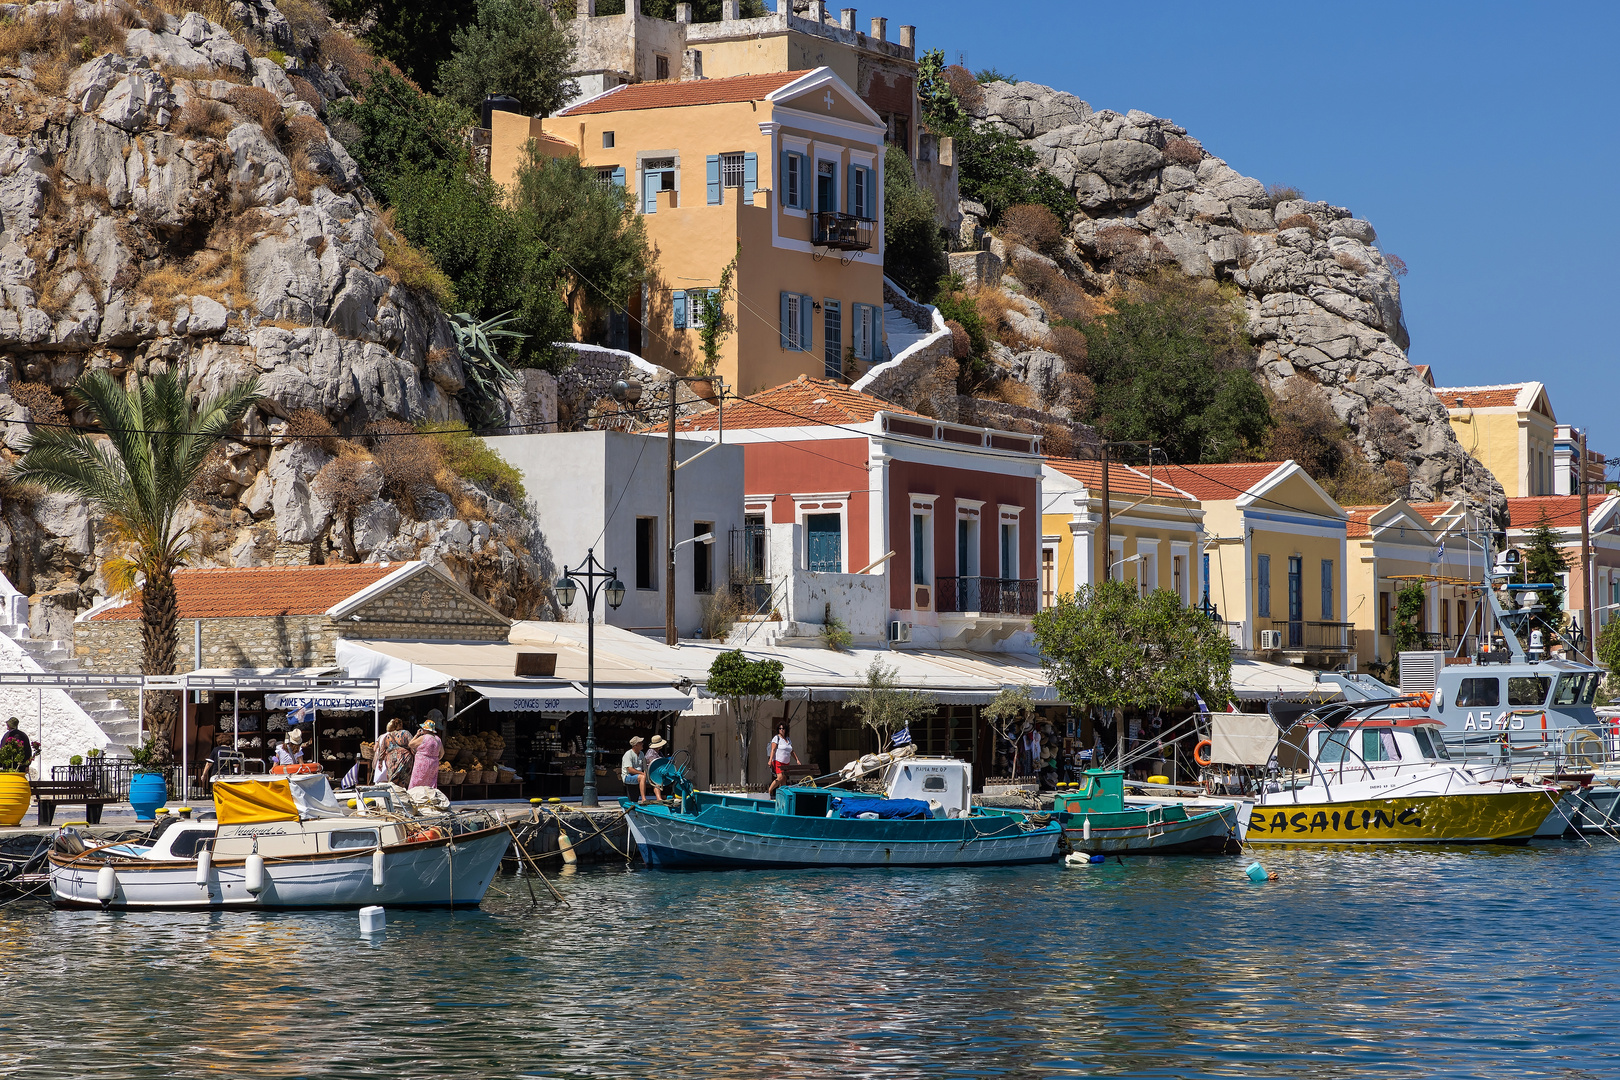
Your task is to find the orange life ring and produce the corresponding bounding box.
[1193,739,1214,767]
[270,763,321,775]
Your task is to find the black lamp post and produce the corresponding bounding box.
[555,549,626,808]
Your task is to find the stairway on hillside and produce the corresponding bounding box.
[1,626,140,754]
[883,301,930,361]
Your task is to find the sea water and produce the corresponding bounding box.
[2,841,1618,1078]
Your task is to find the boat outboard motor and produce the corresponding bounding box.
[647,753,694,802]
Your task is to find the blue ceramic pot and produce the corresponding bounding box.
[129,772,167,821]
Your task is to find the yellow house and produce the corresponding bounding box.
[1039,460,1205,608]
[1433,381,1558,497]
[1159,462,1352,667]
[489,68,889,395]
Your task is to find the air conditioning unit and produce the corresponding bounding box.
[1258,630,1283,650]
[888,621,912,644]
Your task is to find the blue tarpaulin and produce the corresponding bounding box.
[830,797,932,820]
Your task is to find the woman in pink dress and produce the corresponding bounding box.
[407,717,444,789]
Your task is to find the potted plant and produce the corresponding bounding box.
[0,741,29,826]
[127,738,167,821]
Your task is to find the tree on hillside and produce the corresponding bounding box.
[438,0,577,117]
[849,659,937,752]
[882,144,948,303]
[327,0,478,92]
[1523,512,1570,625]
[328,69,474,199]
[1033,579,1233,759]
[1079,275,1271,463]
[706,650,785,787]
[10,370,261,761]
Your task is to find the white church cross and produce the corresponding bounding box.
[824,90,835,110]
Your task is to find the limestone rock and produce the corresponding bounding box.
[971,81,1092,138]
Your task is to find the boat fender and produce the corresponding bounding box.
[245,852,266,895]
[195,848,212,887]
[1244,860,1269,883]
[95,865,117,902]
[1082,817,1091,841]
[372,847,386,888]
[558,829,578,866]
[1193,740,1214,768]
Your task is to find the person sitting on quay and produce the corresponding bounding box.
[622,735,648,799]
[641,736,669,802]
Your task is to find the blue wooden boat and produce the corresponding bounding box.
[623,754,1061,870]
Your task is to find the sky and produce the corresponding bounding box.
[873,0,1620,463]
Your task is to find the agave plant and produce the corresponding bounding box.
[451,311,526,428]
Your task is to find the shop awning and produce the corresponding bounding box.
[581,686,694,713]
[1231,660,1344,702]
[266,680,446,711]
[469,682,588,713]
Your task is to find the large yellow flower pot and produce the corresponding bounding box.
[0,772,30,826]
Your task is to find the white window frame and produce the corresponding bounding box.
[1136,537,1160,595]
[781,135,810,216]
[1171,541,1192,605]
[997,505,1023,581]
[795,494,851,575]
[909,494,937,610]
[956,499,984,578]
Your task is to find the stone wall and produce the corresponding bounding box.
[340,568,511,641]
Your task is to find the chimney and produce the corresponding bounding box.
[870,16,886,40]
[898,24,915,49]
[722,0,739,19]
[577,0,595,15]
[777,0,790,12]
[810,1,826,23]
[841,7,856,30]
[675,2,691,21]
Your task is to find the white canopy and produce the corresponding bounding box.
[267,680,445,711]
[468,683,588,713]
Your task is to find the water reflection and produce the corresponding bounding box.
[0,844,1616,1077]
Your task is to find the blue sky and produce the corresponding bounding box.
[876,0,1620,461]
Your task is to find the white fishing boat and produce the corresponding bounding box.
[49,773,512,910]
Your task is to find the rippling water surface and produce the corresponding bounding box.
[2,842,1617,1078]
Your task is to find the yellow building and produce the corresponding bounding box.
[1433,381,1558,497]
[1343,499,1490,671]
[489,68,888,395]
[1158,462,1353,668]
[1039,460,1205,608]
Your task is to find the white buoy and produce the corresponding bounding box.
[245,852,266,895]
[95,865,117,901]
[371,847,385,887]
[558,829,578,866]
[195,848,212,887]
[1082,817,1091,841]
[359,905,386,934]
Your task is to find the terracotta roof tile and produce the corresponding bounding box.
[88,564,403,621]
[678,376,923,432]
[1507,496,1587,530]
[558,72,806,116]
[1154,463,1287,502]
[1434,384,1524,409]
[1341,506,1378,538]
[1045,459,1194,500]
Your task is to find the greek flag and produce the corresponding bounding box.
[1194,692,1211,719]
[889,727,913,748]
[289,701,314,726]
[1436,540,1445,563]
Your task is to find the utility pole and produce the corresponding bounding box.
[1580,428,1591,657]
[1092,440,1153,583]
[666,381,677,647]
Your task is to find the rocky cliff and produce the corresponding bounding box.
[959,80,1502,512]
[0,0,555,639]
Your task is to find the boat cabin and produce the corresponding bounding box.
[1304,718,1453,780]
[208,774,410,858]
[1052,769,1127,815]
[880,756,972,815]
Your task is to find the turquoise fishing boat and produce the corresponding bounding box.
[623,752,1062,870]
[1053,769,1243,855]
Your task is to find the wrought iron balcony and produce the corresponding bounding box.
[1269,619,1357,654]
[935,577,1038,617]
[812,212,873,251]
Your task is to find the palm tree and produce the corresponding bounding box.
[10,369,261,760]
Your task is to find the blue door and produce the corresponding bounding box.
[1287,556,1303,648]
[807,514,842,573]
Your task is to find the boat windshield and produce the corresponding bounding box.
[1318,728,1400,764]
[1412,727,1450,760]
[1507,676,1551,707]
[1553,673,1598,707]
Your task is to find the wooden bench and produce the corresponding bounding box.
[32,781,110,825]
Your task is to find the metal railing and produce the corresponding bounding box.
[935,577,1038,616]
[1269,619,1357,653]
[812,212,874,251]
[51,761,184,802]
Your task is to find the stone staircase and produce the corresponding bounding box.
[0,625,140,754]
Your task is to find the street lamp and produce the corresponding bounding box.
[554,548,626,808]
[1109,552,1147,576]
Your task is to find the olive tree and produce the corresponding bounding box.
[850,658,936,752]
[706,650,785,787]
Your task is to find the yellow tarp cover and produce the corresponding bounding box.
[213,777,299,825]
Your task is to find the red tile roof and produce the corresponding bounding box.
[88,564,402,621]
[1507,496,1587,530]
[1155,463,1287,502]
[1434,385,1523,409]
[1045,459,1193,500]
[678,376,923,432]
[1342,506,1378,538]
[1407,501,1458,524]
[558,72,806,116]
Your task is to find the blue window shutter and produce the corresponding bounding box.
[1321,559,1333,620]
[611,166,625,188]
[643,172,657,214]
[846,162,855,214]
[743,152,757,203]
[706,155,720,204]
[794,153,807,208]
[799,294,813,352]
[863,166,875,218]
[1258,554,1270,618]
[673,291,687,330]
[780,292,792,349]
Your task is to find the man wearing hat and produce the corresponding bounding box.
[640,736,669,802]
[622,736,648,800]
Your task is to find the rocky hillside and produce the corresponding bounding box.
[959,80,1502,512]
[0,0,555,638]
